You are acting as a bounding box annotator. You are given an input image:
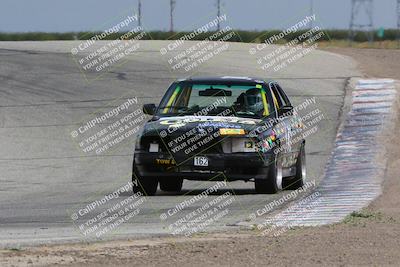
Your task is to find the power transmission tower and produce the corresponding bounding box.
[170,0,176,32]
[397,0,400,48]
[216,0,221,31]
[138,0,142,27]
[309,0,314,29]
[348,0,374,44]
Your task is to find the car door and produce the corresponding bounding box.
[269,82,300,171]
[274,83,303,153]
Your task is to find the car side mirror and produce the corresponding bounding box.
[143,103,157,115]
[278,105,293,117]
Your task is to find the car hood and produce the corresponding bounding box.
[142,116,263,136]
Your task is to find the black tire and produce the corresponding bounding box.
[159,178,183,192]
[255,156,282,194]
[132,161,158,196]
[286,143,306,190]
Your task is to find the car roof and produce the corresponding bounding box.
[177,76,275,84]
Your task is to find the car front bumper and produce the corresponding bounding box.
[134,151,275,181]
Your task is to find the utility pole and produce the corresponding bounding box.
[170,0,176,32]
[138,0,142,27]
[397,0,400,48]
[310,0,314,29]
[348,0,374,45]
[216,0,221,31]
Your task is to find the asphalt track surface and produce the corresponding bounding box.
[0,41,361,247]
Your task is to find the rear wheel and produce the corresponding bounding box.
[132,160,158,196]
[255,156,282,194]
[286,144,306,190]
[159,178,183,192]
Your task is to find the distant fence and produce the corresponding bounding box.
[0,29,398,42]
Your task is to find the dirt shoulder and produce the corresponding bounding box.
[1,48,400,267]
[325,47,400,80]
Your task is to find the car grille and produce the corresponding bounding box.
[141,135,224,155]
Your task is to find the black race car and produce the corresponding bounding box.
[132,77,306,195]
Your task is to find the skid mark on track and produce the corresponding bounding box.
[266,79,398,226]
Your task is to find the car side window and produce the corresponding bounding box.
[274,83,291,107]
[269,83,284,110]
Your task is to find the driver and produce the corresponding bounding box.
[234,88,264,114]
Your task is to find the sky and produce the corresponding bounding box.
[0,0,397,32]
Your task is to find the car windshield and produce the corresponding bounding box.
[156,82,274,119]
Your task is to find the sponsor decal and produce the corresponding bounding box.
[219,128,245,135]
[155,158,176,165]
[159,116,258,128]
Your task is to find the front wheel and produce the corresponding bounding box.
[159,178,183,192]
[255,156,282,194]
[286,143,306,190]
[132,161,158,196]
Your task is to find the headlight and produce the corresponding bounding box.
[149,142,159,152]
